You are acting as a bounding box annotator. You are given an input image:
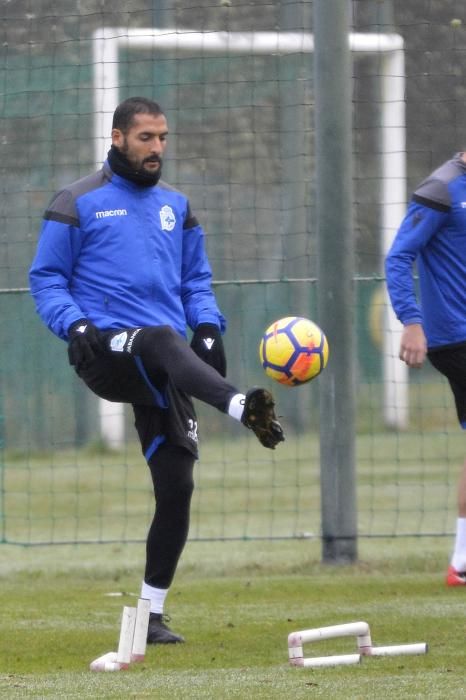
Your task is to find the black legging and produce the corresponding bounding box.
[144,443,195,589]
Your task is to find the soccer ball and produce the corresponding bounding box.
[259,316,329,386]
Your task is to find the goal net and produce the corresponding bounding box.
[0,6,460,545]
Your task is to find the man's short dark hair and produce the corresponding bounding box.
[112,97,164,133]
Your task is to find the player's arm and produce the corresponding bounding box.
[385,193,448,367]
[29,191,87,340]
[180,208,227,376]
[30,215,106,369]
[180,207,226,333]
[385,200,447,324]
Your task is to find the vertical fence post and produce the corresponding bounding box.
[313,0,357,562]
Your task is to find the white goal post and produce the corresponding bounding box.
[92,29,408,447]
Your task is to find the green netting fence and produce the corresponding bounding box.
[1,1,463,544]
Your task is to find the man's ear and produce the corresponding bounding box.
[111,128,124,148]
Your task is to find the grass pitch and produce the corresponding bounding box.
[0,538,465,699]
[0,404,464,698]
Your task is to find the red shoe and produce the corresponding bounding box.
[446,565,466,586]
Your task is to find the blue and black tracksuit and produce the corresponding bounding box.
[385,152,466,427]
[29,161,237,587]
[385,152,466,348]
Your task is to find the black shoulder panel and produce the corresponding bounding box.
[412,193,450,213]
[183,202,199,230]
[413,157,464,211]
[43,169,110,226]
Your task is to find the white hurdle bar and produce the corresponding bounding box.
[288,621,427,668]
[288,621,369,667]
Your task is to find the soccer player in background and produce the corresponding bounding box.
[29,96,285,643]
[385,152,466,586]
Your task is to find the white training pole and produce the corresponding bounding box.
[367,643,428,657]
[131,598,151,662]
[380,43,408,429]
[116,606,137,667]
[98,398,125,449]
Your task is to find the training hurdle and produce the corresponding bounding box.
[90,598,151,672]
[288,621,427,668]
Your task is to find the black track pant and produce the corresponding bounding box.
[144,443,195,589]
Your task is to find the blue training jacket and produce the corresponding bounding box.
[29,161,226,341]
[385,152,466,349]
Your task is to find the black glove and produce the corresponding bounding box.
[67,319,105,371]
[190,323,227,377]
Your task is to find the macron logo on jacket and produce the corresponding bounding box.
[95,209,128,219]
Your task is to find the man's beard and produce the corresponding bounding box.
[107,145,163,187]
[139,155,162,174]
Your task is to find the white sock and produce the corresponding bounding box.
[228,393,246,422]
[451,518,466,571]
[140,581,168,614]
